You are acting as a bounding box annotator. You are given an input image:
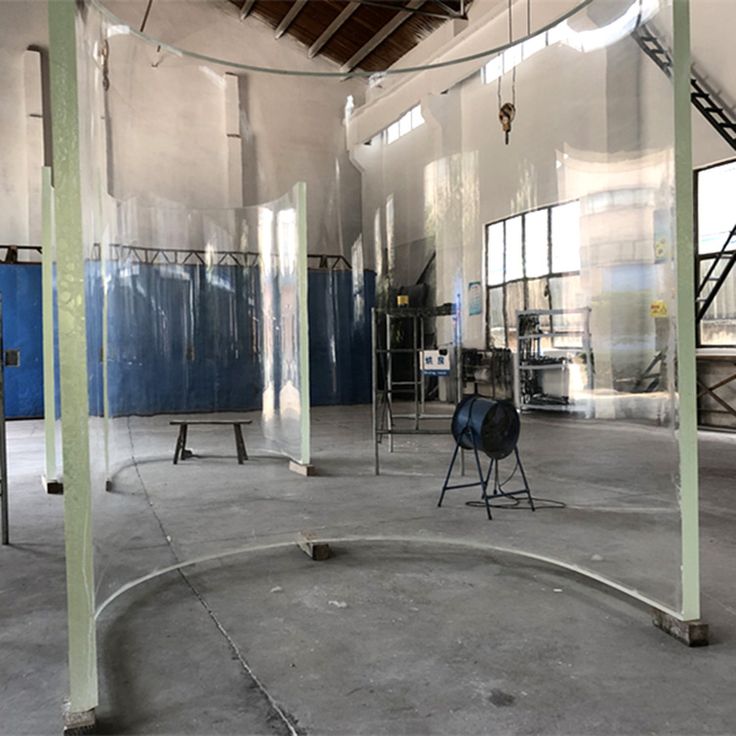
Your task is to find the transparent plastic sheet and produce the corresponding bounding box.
[352,0,686,614]
[68,0,698,718]
[75,3,383,603]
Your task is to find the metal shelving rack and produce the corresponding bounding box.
[371,304,462,474]
[515,307,593,415]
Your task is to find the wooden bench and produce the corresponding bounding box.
[170,419,253,465]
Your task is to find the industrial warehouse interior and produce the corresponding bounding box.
[2,0,736,734]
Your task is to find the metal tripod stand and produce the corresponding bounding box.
[437,430,534,521]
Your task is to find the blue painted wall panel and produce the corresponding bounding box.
[0,265,44,418]
[1,262,374,418]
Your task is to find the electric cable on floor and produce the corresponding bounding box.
[464,457,567,511]
[124,418,302,736]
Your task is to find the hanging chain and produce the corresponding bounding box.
[510,0,516,107]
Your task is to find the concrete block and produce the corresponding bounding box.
[297,532,331,561]
[42,475,64,495]
[652,608,709,647]
[289,461,316,476]
[63,704,95,734]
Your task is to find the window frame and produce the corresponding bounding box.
[695,156,736,349]
[483,199,581,350]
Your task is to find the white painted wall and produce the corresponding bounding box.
[0,0,364,257]
[0,1,48,247]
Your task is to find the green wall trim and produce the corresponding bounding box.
[48,0,99,713]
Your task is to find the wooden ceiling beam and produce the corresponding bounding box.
[340,0,426,72]
[274,0,309,39]
[308,1,361,59]
[239,0,256,20]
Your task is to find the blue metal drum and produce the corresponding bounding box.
[451,395,520,460]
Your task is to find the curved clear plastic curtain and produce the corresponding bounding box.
[73,0,694,622]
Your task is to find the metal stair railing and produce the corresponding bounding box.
[696,223,736,323]
[634,23,736,151]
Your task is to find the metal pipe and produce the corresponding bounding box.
[371,308,379,475]
[387,313,394,452]
[0,296,8,545]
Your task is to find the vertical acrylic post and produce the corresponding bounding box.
[0,296,8,546]
[672,0,701,624]
[296,181,311,467]
[41,166,62,493]
[48,0,98,725]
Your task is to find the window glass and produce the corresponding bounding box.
[698,161,736,254]
[522,33,546,60]
[503,44,522,73]
[548,274,585,348]
[486,222,504,286]
[551,201,581,273]
[526,277,549,312]
[410,105,424,129]
[386,122,399,144]
[505,215,523,281]
[488,286,506,348]
[505,280,525,352]
[483,55,503,84]
[524,209,549,277]
[699,258,736,346]
[398,111,412,137]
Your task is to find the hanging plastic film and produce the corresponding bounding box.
[68,0,698,697]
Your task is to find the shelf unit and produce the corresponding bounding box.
[515,307,593,415]
[371,305,462,474]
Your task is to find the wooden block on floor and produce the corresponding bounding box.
[652,608,709,647]
[42,475,64,495]
[297,532,331,561]
[289,460,316,476]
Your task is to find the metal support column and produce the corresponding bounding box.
[0,297,8,546]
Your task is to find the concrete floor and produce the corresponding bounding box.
[2,405,736,735]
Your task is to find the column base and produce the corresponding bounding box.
[289,461,316,476]
[42,475,64,495]
[63,704,96,735]
[297,532,332,561]
[652,608,709,646]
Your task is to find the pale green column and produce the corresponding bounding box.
[672,0,700,622]
[41,167,59,485]
[48,0,98,716]
[296,181,311,465]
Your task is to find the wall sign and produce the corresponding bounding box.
[421,349,451,376]
[468,281,482,316]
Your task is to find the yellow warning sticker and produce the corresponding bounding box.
[650,300,668,318]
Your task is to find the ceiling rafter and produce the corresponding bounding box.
[346,0,467,21]
[308,2,361,59]
[239,0,256,21]
[274,0,309,39]
[229,0,467,72]
[340,0,427,73]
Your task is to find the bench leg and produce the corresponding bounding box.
[234,424,248,464]
[173,425,187,465]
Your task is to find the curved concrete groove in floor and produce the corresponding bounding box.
[94,543,734,735]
